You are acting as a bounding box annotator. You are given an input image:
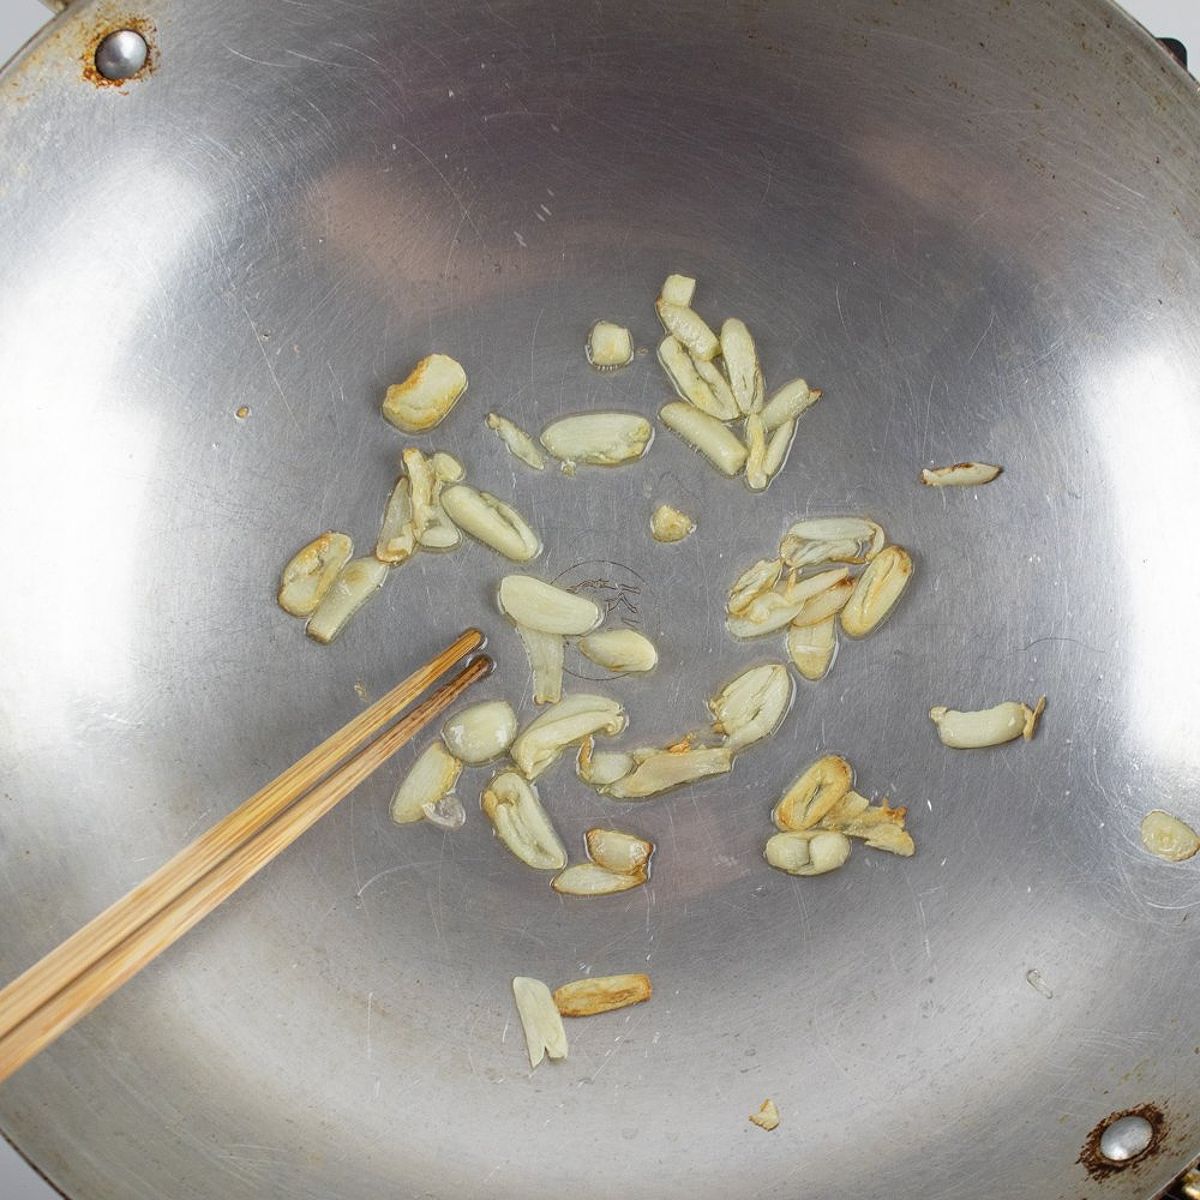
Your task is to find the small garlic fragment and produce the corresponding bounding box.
[278,532,354,617]
[744,414,768,491]
[762,418,795,480]
[764,830,852,876]
[786,617,838,681]
[921,462,1002,487]
[779,517,885,568]
[486,411,545,470]
[391,742,463,824]
[586,321,634,370]
[510,694,628,778]
[709,663,794,752]
[839,545,913,638]
[516,624,564,705]
[579,629,658,674]
[305,556,389,644]
[749,1099,780,1132]
[773,755,854,830]
[409,448,461,551]
[382,353,468,433]
[727,558,784,616]
[603,746,733,799]
[820,792,914,856]
[430,451,464,483]
[421,793,466,830]
[720,318,764,414]
[1140,810,1200,862]
[553,973,652,1017]
[481,772,568,870]
[442,700,518,764]
[441,484,542,562]
[576,736,636,787]
[650,503,696,543]
[585,828,655,876]
[654,300,720,360]
[540,412,653,466]
[761,378,821,432]
[659,273,696,307]
[375,477,417,564]
[512,976,568,1068]
[660,402,748,476]
[788,576,855,628]
[551,863,645,895]
[658,336,739,420]
[929,698,1045,748]
[726,568,850,639]
[499,575,602,635]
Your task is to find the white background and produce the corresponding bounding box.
[1,0,1197,1196]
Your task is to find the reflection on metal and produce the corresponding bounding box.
[94,29,148,81]
[1099,1114,1155,1163]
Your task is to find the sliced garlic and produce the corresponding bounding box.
[278,532,354,617]
[744,414,768,491]
[382,353,467,433]
[650,503,696,543]
[516,624,564,705]
[498,574,602,635]
[551,863,645,895]
[779,517,885,569]
[840,545,913,638]
[660,402,748,476]
[726,567,850,639]
[764,830,852,876]
[414,449,462,551]
[727,558,784,616]
[579,629,658,674]
[430,451,464,483]
[658,336,739,420]
[540,412,653,467]
[749,1099,780,1132]
[512,976,568,1068]
[376,477,417,564]
[786,617,838,681]
[929,698,1045,748]
[442,699,518,764]
[481,772,568,870]
[762,418,795,480]
[603,746,733,799]
[576,737,636,787]
[659,273,696,307]
[421,793,466,830]
[921,462,1002,487]
[510,694,628,778]
[710,663,793,752]
[441,484,542,562]
[1140,809,1200,862]
[586,321,634,370]
[720,318,764,414]
[773,755,854,830]
[654,301,720,360]
[305,556,389,644]
[761,378,820,432]
[486,411,545,470]
[390,742,463,824]
[789,576,855,627]
[820,793,914,856]
[693,356,740,419]
[585,828,655,876]
[553,973,652,1017]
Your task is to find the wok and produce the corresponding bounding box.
[1,1,1199,1197]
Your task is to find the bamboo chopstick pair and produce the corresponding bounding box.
[0,629,491,1084]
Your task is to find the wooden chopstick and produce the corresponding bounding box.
[0,627,484,1048]
[0,651,492,1084]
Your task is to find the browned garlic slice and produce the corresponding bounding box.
[820,792,914,856]
[761,378,820,432]
[603,745,733,799]
[929,697,1045,748]
[786,617,838,681]
[585,828,655,875]
[651,503,696,543]
[553,973,652,1016]
[498,575,602,635]
[749,1099,780,1132]
[773,755,854,830]
[744,414,768,491]
[727,558,784,616]
[278,532,354,617]
[579,629,658,674]
[551,863,645,895]
[654,301,720,360]
[788,576,855,627]
[921,462,1002,487]
[305,557,389,644]
[516,624,564,705]
[764,830,851,876]
[576,736,636,787]
[421,793,466,830]
[442,700,518,764]
[486,412,545,470]
[726,568,851,639]
[382,353,467,433]
[720,318,764,415]
[586,321,634,370]
[511,694,628,778]
[512,976,568,1068]
[779,517,885,569]
[440,485,542,561]
[658,336,740,420]
[839,545,912,638]
[659,273,696,307]
[710,663,793,751]
[660,402,748,476]
[1140,810,1200,862]
[391,742,464,824]
[540,412,653,467]
[481,772,567,869]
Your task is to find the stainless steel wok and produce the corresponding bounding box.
[2,1,1199,1197]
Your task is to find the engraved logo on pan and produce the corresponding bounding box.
[553,559,651,681]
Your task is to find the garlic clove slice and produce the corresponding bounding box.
[441,699,518,764]
[584,828,655,875]
[486,411,545,470]
[278,532,354,617]
[516,624,564,706]
[1140,810,1200,862]
[602,746,732,799]
[709,663,794,752]
[305,556,389,644]
[481,772,567,870]
[382,354,467,433]
[586,321,634,370]
[512,976,568,1068]
[576,737,636,787]
[654,300,719,360]
[650,503,696,543]
[441,485,542,562]
[839,545,912,638]
[761,378,820,431]
[551,863,646,895]
[391,742,463,824]
[510,694,628,778]
[786,617,838,681]
[553,973,652,1016]
[929,700,1043,748]
[498,574,602,635]
[660,402,748,475]
[540,412,653,466]
[920,462,1002,487]
[772,755,854,830]
[764,829,851,876]
[578,629,658,674]
[720,318,764,414]
[659,273,696,307]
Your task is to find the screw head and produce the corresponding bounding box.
[94,29,149,81]
[1098,1114,1154,1163]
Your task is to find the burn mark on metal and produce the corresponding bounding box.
[1078,1104,1167,1181]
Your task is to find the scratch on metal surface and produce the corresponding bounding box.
[238,299,297,425]
[365,990,375,1059]
[393,132,479,235]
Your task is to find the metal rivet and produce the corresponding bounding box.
[1098,1114,1154,1163]
[94,29,149,81]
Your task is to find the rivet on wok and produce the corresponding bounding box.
[1098,1114,1154,1163]
[94,29,149,81]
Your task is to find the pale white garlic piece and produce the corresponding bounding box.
[786,617,838,681]
[650,503,696,543]
[779,517,885,569]
[516,624,564,705]
[540,412,653,467]
[421,793,466,830]
[654,300,720,360]
[762,418,795,480]
[749,1100,781,1132]
[481,772,567,870]
[486,412,545,470]
[498,574,602,635]
[578,629,658,674]
[657,336,739,420]
[727,558,784,616]
[440,484,542,561]
[441,700,518,764]
[382,353,467,433]
[512,976,568,1068]
[510,694,628,778]
[839,545,913,638]
[709,663,793,752]
[1140,810,1200,862]
[772,755,854,830]
[576,736,636,787]
[692,356,740,419]
[416,450,462,550]
[390,742,463,824]
[726,568,850,639]
[788,576,855,627]
[586,321,634,370]
[659,273,696,307]
[430,451,464,483]
[553,973,652,1017]
[551,863,645,895]
[305,556,389,644]
[760,378,820,432]
[278,532,354,617]
[929,697,1045,748]
[585,828,655,876]
[376,477,417,564]
[660,402,748,476]
[764,830,851,876]
[921,462,1002,487]
[603,746,733,799]
[720,318,764,414]
[744,414,768,491]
